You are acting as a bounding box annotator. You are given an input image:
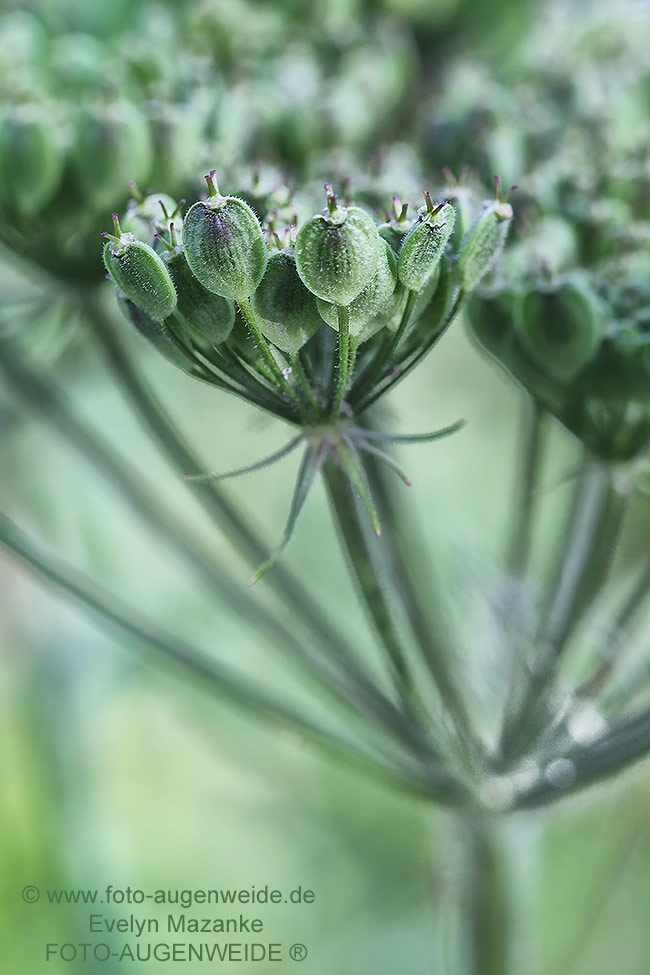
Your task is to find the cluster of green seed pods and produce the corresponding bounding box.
[103,169,513,431]
[469,263,650,461]
[103,168,512,580]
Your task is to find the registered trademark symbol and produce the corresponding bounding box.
[290,943,307,961]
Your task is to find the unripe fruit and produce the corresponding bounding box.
[183,171,268,300]
[398,194,455,292]
[295,185,380,305]
[317,237,397,336]
[73,100,152,213]
[378,195,415,253]
[457,178,515,292]
[514,278,604,382]
[122,192,182,243]
[166,249,235,346]
[118,294,193,373]
[250,249,321,354]
[0,105,62,215]
[103,213,176,320]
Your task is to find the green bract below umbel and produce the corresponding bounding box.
[102,170,512,581]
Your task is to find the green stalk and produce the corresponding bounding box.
[0,514,457,803]
[507,399,544,578]
[449,812,542,975]
[576,559,650,700]
[236,297,305,415]
[289,350,319,416]
[351,289,417,405]
[500,458,627,761]
[457,814,512,975]
[0,339,428,754]
[323,456,415,705]
[331,304,350,417]
[357,290,466,414]
[361,442,482,769]
[82,297,419,743]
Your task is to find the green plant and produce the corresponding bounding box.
[4,1,650,971]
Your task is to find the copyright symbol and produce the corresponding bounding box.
[290,944,307,961]
[22,886,40,903]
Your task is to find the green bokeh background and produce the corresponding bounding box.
[2,0,650,972]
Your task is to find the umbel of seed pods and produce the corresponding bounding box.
[102,172,514,581]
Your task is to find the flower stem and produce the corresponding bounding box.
[507,398,544,578]
[500,458,627,761]
[322,456,415,704]
[0,514,451,801]
[361,442,483,770]
[442,812,541,975]
[236,297,305,415]
[289,350,319,415]
[83,297,410,735]
[331,304,350,417]
[0,335,427,753]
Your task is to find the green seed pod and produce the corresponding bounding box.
[50,33,114,94]
[397,194,455,292]
[122,192,182,243]
[118,293,193,373]
[317,237,397,336]
[377,195,415,254]
[103,214,176,320]
[166,249,235,346]
[400,255,452,359]
[457,179,514,292]
[356,284,406,344]
[251,249,321,354]
[295,185,380,305]
[72,99,152,213]
[147,99,206,193]
[183,172,268,300]
[441,169,478,250]
[467,290,517,363]
[0,105,62,215]
[514,277,605,382]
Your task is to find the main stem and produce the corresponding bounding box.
[442,811,541,975]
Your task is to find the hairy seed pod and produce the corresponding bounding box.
[397,196,455,292]
[103,215,176,320]
[122,192,181,243]
[377,195,415,254]
[295,186,379,305]
[166,250,235,346]
[514,278,605,382]
[357,284,406,344]
[183,172,268,300]
[0,105,62,215]
[457,186,513,292]
[251,250,321,354]
[317,237,397,336]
